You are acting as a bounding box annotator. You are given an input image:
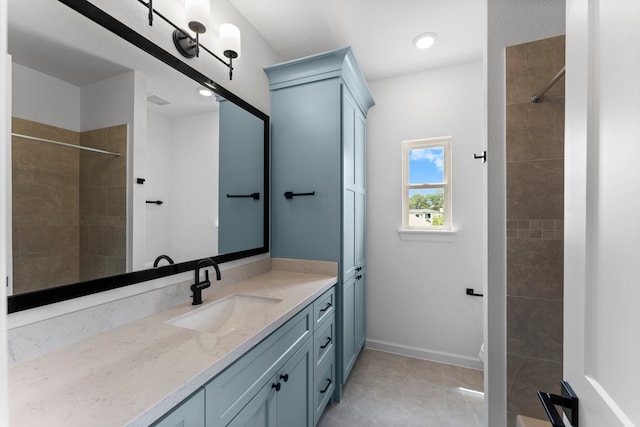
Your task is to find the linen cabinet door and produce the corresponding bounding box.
[355,268,366,352]
[342,89,357,281]
[342,275,357,379]
[271,79,342,262]
[354,109,367,269]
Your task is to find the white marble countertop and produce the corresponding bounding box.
[8,267,337,427]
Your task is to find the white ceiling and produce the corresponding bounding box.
[229,0,484,81]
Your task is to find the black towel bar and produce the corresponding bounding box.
[227,193,260,200]
[284,191,315,199]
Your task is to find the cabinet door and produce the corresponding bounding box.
[276,338,313,427]
[153,389,205,427]
[342,275,357,379]
[227,380,277,427]
[271,79,342,262]
[355,269,366,352]
[355,109,367,268]
[342,88,358,281]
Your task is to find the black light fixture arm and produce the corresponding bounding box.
[136,0,235,79]
[147,0,153,26]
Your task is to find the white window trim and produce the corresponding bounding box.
[401,136,452,231]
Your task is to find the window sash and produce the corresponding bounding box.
[402,137,451,230]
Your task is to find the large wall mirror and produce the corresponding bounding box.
[7,0,269,313]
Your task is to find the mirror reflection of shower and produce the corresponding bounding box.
[11,118,127,295]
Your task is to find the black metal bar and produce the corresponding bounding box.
[227,193,260,200]
[146,200,163,205]
[537,381,579,427]
[466,288,484,297]
[147,0,152,25]
[284,191,315,199]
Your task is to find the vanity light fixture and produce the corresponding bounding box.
[141,0,241,80]
[413,32,438,49]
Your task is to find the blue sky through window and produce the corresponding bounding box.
[409,147,444,184]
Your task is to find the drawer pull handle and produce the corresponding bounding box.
[320,379,332,394]
[320,337,332,349]
[320,302,332,313]
[280,374,289,383]
[272,382,281,392]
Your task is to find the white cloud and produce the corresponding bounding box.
[411,148,443,171]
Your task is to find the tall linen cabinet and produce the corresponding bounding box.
[265,48,374,401]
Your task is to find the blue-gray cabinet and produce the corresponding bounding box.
[265,48,374,401]
[226,339,313,427]
[152,389,205,427]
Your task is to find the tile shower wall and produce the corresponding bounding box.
[11,118,80,293]
[11,118,127,292]
[506,35,565,424]
[79,125,127,281]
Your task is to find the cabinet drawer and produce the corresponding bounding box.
[313,352,335,426]
[313,287,335,330]
[313,315,335,369]
[205,305,313,426]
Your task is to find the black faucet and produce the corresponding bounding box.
[153,254,175,267]
[191,258,221,305]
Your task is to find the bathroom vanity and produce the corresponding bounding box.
[8,262,337,427]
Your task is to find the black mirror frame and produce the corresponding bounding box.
[7,0,269,313]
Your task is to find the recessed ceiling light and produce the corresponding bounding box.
[413,32,438,49]
[197,87,214,97]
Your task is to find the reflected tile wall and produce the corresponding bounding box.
[79,124,127,281]
[11,117,80,293]
[11,118,128,292]
[506,35,565,424]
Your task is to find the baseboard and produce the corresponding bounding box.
[366,338,483,370]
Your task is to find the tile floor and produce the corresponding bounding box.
[317,349,484,427]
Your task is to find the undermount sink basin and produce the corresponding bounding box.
[167,294,283,334]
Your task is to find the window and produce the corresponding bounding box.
[402,137,452,231]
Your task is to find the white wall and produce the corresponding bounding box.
[485,1,565,426]
[145,110,219,266]
[81,71,148,271]
[169,111,219,263]
[11,62,81,131]
[366,60,485,369]
[145,111,172,265]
